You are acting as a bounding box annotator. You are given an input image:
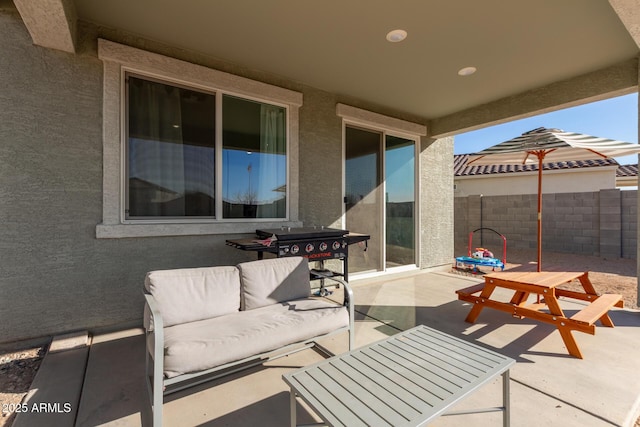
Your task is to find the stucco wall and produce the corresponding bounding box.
[0,9,452,343]
[421,136,455,267]
[298,88,344,228]
[454,167,617,197]
[0,9,259,344]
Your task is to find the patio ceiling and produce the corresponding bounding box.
[13,0,640,136]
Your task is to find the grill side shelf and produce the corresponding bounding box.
[310,268,344,281]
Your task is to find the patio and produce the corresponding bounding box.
[14,268,640,427]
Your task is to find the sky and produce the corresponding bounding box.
[454,93,639,166]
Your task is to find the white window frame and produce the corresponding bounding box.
[96,39,303,238]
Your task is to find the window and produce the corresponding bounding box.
[127,76,216,218]
[97,39,302,238]
[222,95,287,219]
[125,76,287,220]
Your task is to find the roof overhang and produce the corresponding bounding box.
[13,0,76,53]
[12,1,640,137]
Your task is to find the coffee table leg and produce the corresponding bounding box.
[502,369,510,427]
[290,388,297,427]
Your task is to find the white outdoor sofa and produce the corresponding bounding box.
[143,256,354,426]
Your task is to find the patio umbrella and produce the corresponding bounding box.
[466,127,640,271]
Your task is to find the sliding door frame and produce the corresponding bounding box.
[341,118,422,277]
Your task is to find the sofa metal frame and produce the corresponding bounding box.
[144,276,354,427]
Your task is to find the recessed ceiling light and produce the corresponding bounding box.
[386,29,407,43]
[458,66,477,76]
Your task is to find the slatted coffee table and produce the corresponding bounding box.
[282,325,515,427]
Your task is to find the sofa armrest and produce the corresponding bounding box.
[144,293,165,426]
[322,277,354,351]
[144,293,165,358]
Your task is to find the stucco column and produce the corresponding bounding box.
[419,135,454,268]
[637,58,640,307]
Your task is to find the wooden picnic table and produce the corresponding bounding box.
[456,271,623,359]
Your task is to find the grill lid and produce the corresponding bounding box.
[256,227,348,241]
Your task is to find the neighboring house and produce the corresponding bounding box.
[617,164,639,188]
[2,2,640,343]
[454,154,621,197]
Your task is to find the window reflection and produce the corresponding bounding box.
[125,76,288,220]
[222,95,287,219]
[385,136,415,266]
[127,76,216,218]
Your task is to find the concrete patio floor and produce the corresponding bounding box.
[13,269,640,426]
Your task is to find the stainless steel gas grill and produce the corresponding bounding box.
[226,227,369,287]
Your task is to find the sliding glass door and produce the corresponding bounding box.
[345,126,416,274]
[385,136,416,268]
[345,127,383,273]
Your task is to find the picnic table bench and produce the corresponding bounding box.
[456,271,623,359]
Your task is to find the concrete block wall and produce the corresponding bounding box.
[455,189,638,260]
[599,189,622,258]
[622,191,638,258]
[453,196,468,245]
[483,194,538,251]
[544,192,599,256]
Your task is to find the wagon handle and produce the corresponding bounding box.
[467,228,507,265]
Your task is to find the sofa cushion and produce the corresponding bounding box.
[237,257,310,310]
[145,266,240,328]
[160,298,348,378]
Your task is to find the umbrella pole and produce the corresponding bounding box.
[536,152,544,272]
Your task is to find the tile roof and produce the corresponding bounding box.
[616,163,638,177]
[454,154,620,177]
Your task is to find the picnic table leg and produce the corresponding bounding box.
[557,327,583,359]
[545,295,584,359]
[596,313,615,327]
[577,272,597,295]
[465,282,496,323]
[578,273,616,327]
[509,291,530,306]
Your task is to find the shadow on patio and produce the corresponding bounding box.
[12,269,640,427]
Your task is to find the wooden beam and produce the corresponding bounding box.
[608,0,640,50]
[13,0,77,53]
[429,59,638,138]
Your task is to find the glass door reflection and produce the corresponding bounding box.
[385,136,415,268]
[345,126,383,273]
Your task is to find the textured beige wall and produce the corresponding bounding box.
[298,87,344,228]
[420,136,455,268]
[455,168,617,197]
[637,58,640,306]
[0,8,453,343]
